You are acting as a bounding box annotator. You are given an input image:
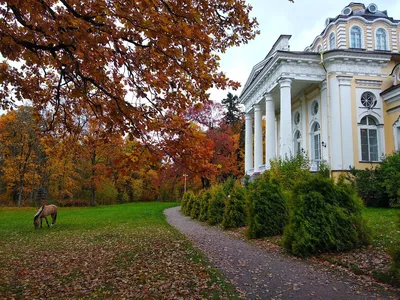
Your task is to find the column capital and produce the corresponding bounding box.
[337,76,352,86]
[279,78,292,88]
[245,113,253,120]
[253,103,262,112]
[263,92,273,101]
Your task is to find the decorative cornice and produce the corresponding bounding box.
[240,53,324,110]
[355,79,382,87]
[382,86,400,105]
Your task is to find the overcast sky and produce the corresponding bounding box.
[209,0,400,103]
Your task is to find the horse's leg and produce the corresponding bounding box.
[44,216,50,227]
[51,212,57,226]
[40,218,43,228]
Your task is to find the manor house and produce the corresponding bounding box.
[240,2,400,175]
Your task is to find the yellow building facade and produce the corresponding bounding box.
[240,3,400,175]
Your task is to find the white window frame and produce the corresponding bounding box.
[394,116,400,151]
[294,130,302,154]
[375,27,388,51]
[329,32,336,50]
[317,45,323,52]
[311,122,321,168]
[349,25,363,49]
[359,116,380,162]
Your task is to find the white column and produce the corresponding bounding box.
[329,76,342,170]
[338,76,354,170]
[254,103,263,172]
[279,78,293,158]
[320,80,330,164]
[300,94,307,154]
[245,113,253,174]
[264,93,276,169]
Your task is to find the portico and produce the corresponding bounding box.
[240,35,325,175]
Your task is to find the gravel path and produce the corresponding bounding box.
[164,206,398,300]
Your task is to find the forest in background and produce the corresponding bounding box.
[0,93,244,206]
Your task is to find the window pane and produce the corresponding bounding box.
[397,128,400,151]
[376,29,387,50]
[360,129,369,161]
[367,116,376,126]
[351,27,361,48]
[360,117,367,125]
[314,134,321,160]
[369,129,378,161]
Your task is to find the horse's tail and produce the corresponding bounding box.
[34,205,44,220]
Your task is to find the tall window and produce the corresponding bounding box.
[350,26,362,48]
[397,127,400,151]
[329,32,336,50]
[317,45,323,52]
[294,130,301,153]
[376,28,387,50]
[312,122,321,165]
[360,116,379,161]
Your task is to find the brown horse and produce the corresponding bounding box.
[34,205,58,229]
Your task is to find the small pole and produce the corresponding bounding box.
[183,174,188,193]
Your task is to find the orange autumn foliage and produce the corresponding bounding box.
[0,0,258,161]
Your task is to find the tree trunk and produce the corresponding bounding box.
[90,151,96,206]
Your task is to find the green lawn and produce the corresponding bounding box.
[363,207,400,249]
[0,203,238,299]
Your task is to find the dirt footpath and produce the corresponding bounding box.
[164,206,399,300]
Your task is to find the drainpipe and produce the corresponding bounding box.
[319,52,332,167]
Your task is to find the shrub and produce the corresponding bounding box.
[246,172,288,238]
[198,190,211,222]
[190,193,201,220]
[389,212,400,286]
[283,175,370,257]
[222,176,236,195]
[269,152,310,191]
[348,167,389,207]
[207,185,225,225]
[379,152,400,208]
[181,191,196,216]
[222,181,247,229]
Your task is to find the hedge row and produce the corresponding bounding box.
[181,179,246,229]
[181,154,372,257]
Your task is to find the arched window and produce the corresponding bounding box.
[376,28,387,50]
[360,116,379,161]
[294,130,301,153]
[329,32,336,50]
[312,122,321,165]
[317,45,323,52]
[350,26,362,48]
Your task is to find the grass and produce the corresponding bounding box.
[363,207,400,249]
[0,203,239,299]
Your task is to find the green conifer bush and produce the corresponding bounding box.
[190,193,201,220]
[246,172,288,238]
[207,185,226,225]
[283,175,370,257]
[198,190,211,222]
[222,181,247,229]
[181,191,196,216]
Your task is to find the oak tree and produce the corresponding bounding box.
[0,0,258,159]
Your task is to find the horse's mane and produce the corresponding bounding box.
[34,205,44,220]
